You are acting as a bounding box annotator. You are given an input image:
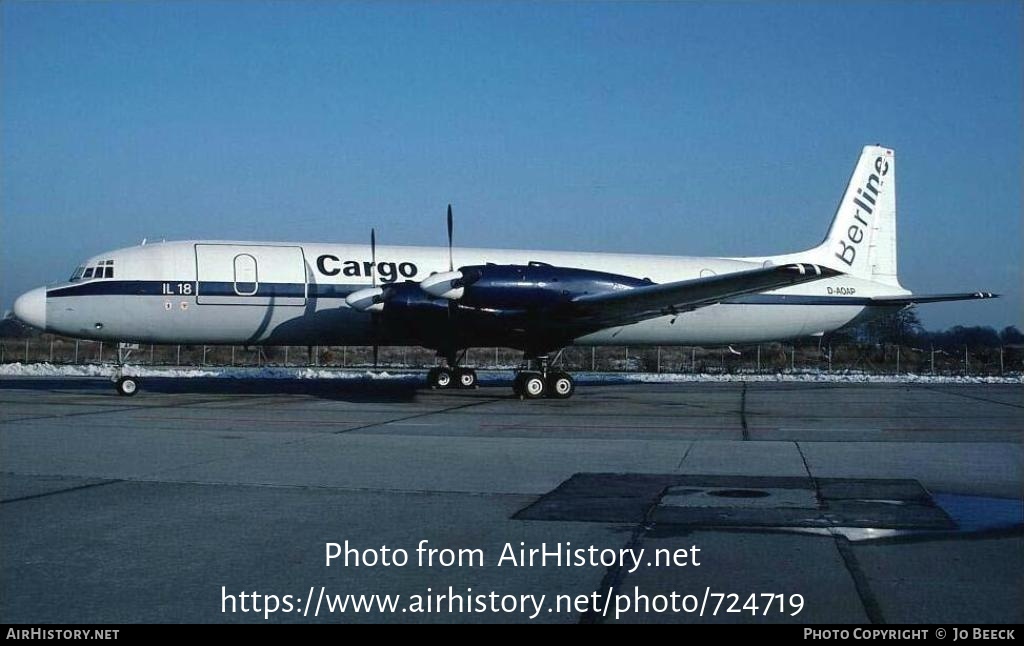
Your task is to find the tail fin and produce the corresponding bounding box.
[810,145,901,287]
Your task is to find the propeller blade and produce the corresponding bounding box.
[370,228,377,288]
[447,204,454,272]
[367,228,382,371]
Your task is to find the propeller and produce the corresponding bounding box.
[343,228,385,368]
[447,203,454,272]
[422,203,474,299]
[370,228,379,368]
[345,228,385,312]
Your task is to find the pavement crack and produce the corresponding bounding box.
[1,479,124,504]
[923,386,1024,410]
[330,397,501,435]
[0,397,232,426]
[134,396,504,481]
[796,440,887,625]
[578,486,666,624]
[676,442,694,470]
[578,523,649,624]
[833,536,887,624]
[794,441,813,480]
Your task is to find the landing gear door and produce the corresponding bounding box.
[195,244,307,306]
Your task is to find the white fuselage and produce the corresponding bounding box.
[27,240,902,347]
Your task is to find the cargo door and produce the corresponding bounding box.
[195,244,307,306]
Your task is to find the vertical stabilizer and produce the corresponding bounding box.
[810,145,901,287]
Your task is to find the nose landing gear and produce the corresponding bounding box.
[112,342,140,396]
[115,376,139,396]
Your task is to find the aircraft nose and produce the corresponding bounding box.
[13,287,47,330]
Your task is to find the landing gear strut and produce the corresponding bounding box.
[112,342,140,396]
[427,350,477,390]
[512,354,576,400]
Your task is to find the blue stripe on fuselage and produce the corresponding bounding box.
[47,280,365,299]
[46,280,877,306]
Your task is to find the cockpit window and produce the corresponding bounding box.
[70,260,115,281]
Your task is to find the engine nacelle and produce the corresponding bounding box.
[420,271,466,300]
[453,262,651,311]
[383,281,452,316]
[345,287,385,312]
[358,265,653,351]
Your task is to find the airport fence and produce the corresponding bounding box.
[0,334,1021,376]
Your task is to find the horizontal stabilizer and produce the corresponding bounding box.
[870,292,998,306]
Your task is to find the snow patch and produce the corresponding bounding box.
[0,363,412,380]
[0,363,1020,384]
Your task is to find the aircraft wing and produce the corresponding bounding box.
[869,292,998,306]
[566,263,841,328]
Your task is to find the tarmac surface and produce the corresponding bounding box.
[1,376,1021,623]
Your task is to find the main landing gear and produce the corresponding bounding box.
[511,355,576,400]
[425,350,578,399]
[427,350,478,390]
[426,366,479,390]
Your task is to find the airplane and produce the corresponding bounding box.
[11,145,996,398]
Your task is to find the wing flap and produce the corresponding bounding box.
[870,292,998,306]
[568,263,841,327]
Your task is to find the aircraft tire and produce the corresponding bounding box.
[456,368,478,389]
[115,377,139,397]
[520,373,546,399]
[428,367,454,389]
[546,372,575,399]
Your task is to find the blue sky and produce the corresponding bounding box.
[1,1,1020,330]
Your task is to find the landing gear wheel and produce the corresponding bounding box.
[520,372,546,399]
[546,372,575,399]
[115,377,138,397]
[456,368,478,389]
[428,367,454,389]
